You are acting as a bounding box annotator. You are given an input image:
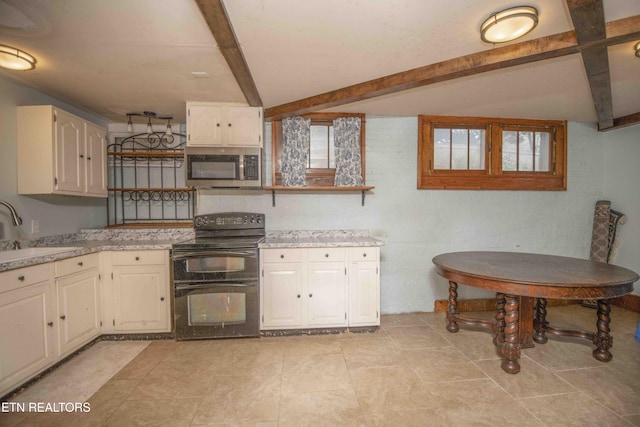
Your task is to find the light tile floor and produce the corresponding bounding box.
[2,305,639,426]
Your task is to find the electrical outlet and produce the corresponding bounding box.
[31,219,40,234]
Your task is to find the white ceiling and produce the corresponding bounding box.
[0,0,638,125]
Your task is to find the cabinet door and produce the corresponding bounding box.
[56,269,101,357]
[226,106,262,147]
[85,122,107,196]
[307,262,348,327]
[349,262,380,326]
[112,265,169,332]
[0,281,56,397]
[262,263,303,328]
[54,109,84,193]
[187,104,224,146]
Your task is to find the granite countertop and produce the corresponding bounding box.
[259,230,384,248]
[0,228,194,272]
[0,228,383,272]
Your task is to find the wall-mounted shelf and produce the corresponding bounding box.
[107,133,194,227]
[263,185,374,207]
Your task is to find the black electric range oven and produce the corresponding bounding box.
[172,212,264,340]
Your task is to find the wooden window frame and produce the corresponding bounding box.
[271,112,366,187]
[418,115,567,191]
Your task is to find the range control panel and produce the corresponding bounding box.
[194,212,264,230]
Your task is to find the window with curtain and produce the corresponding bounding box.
[272,113,366,187]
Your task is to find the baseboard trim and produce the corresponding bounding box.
[433,298,579,313]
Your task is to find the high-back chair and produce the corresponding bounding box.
[583,200,626,308]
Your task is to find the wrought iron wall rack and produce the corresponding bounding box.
[107,131,194,227]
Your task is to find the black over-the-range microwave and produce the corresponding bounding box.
[184,146,262,188]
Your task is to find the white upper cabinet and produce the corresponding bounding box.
[84,122,108,196]
[186,102,263,147]
[17,105,108,198]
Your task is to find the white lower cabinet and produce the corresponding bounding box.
[261,246,379,330]
[0,264,56,397]
[262,263,303,328]
[102,250,170,333]
[349,251,380,326]
[54,254,101,358]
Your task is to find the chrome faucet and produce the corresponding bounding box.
[0,200,22,226]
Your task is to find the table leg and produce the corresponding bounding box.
[500,294,521,374]
[446,281,460,333]
[494,293,506,346]
[533,297,548,344]
[519,296,535,348]
[593,299,613,362]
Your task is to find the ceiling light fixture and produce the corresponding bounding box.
[0,44,37,70]
[125,111,176,135]
[635,41,640,58]
[480,6,539,44]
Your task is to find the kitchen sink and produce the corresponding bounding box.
[0,247,82,263]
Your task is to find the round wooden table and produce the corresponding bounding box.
[432,251,639,374]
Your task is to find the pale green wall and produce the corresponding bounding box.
[602,125,640,295]
[199,119,611,313]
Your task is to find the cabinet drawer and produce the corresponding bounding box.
[262,249,301,263]
[55,253,98,277]
[308,248,346,262]
[0,263,51,293]
[350,247,378,261]
[111,250,166,266]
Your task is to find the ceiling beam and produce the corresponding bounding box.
[194,0,262,106]
[566,0,612,130]
[265,15,640,121]
[600,112,640,132]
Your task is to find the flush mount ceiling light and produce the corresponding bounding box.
[635,41,640,58]
[0,44,37,70]
[480,6,539,44]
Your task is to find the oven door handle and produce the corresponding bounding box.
[175,282,256,291]
[172,250,256,260]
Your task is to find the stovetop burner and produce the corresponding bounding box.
[172,212,265,251]
[172,235,264,250]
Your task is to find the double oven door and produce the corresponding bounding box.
[173,247,259,340]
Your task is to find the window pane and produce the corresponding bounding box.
[309,125,330,168]
[502,131,517,171]
[469,129,485,170]
[535,132,550,172]
[451,129,468,170]
[518,131,533,171]
[433,128,450,170]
